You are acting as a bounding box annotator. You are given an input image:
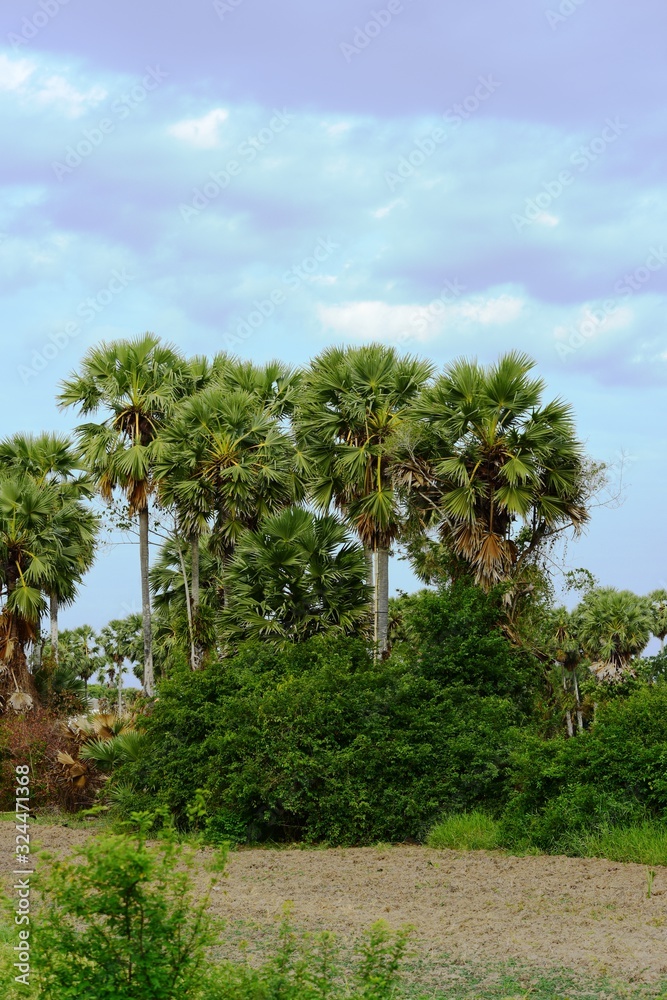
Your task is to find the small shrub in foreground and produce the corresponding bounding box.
[427,811,501,851]
[31,815,219,999]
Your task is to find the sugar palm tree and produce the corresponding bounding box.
[0,432,98,662]
[572,587,653,682]
[648,589,667,652]
[294,344,433,654]
[219,507,371,647]
[0,474,78,711]
[401,351,589,589]
[150,536,223,669]
[154,360,301,667]
[154,386,302,615]
[58,334,192,695]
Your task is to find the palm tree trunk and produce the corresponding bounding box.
[191,536,200,611]
[565,710,574,738]
[365,547,374,590]
[138,506,154,696]
[175,537,197,672]
[376,547,389,656]
[50,593,59,664]
[190,535,203,670]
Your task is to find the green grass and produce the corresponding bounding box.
[577,821,667,867]
[427,810,667,868]
[426,810,501,851]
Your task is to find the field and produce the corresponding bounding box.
[3,822,667,999]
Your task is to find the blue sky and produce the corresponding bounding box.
[0,0,665,631]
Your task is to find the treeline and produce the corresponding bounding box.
[1,334,607,710]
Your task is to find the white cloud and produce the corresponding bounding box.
[458,294,525,324]
[167,108,230,148]
[0,54,35,92]
[32,75,107,118]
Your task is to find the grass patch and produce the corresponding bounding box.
[578,821,667,867]
[427,810,501,851]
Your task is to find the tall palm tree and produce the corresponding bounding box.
[648,589,667,653]
[572,587,653,682]
[150,536,223,669]
[219,507,371,647]
[401,351,589,589]
[0,432,98,662]
[154,386,302,621]
[58,334,192,695]
[154,359,301,668]
[0,474,76,711]
[294,344,433,654]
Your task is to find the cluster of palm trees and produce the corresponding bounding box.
[1,333,595,706]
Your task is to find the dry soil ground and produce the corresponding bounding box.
[3,824,667,988]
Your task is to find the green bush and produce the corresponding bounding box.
[117,587,535,845]
[427,810,501,851]
[31,820,218,999]
[499,686,667,854]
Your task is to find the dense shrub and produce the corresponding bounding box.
[118,588,537,844]
[499,685,667,853]
[392,585,538,710]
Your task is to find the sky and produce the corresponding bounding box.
[0,0,665,632]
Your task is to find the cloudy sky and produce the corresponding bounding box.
[1,0,665,630]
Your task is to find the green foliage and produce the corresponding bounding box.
[498,686,667,854]
[203,915,410,1000]
[32,822,218,999]
[571,586,653,681]
[392,584,538,710]
[115,587,535,845]
[220,508,371,646]
[427,810,501,851]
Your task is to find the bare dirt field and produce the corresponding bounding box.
[3,824,667,987]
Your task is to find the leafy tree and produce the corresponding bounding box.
[295,344,433,654]
[400,351,591,590]
[59,334,192,695]
[572,587,653,682]
[219,508,371,647]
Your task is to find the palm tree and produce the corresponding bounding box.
[401,351,589,590]
[294,344,433,654]
[572,587,653,682]
[0,432,98,662]
[150,536,223,669]
[0,474,75,711]
[219,507,371,647]
[154,386,302,617]
[648,589,667,652]
[58,334,192,695]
